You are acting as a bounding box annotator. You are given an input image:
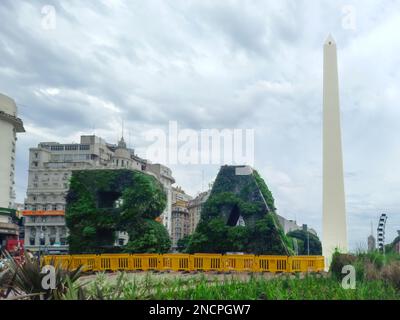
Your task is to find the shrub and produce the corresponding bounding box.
[364,262,380,281]
[0,252,82,300]
[381,261,400,290]
[329,252,356,280]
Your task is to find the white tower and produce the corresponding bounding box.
[322,35,348,267]
[0,93,25,209]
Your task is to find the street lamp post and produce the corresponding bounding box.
[39,230,45,269]
[303,224,310,256]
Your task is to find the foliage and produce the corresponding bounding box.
[253,170,276,212]
[177,235,192,252]
[287,229,322,255]
[187,166,291,255]
[0,252,82,300]
[382,261,400,290]
[62,272,399,300]
[329,251,357,280]
[123,220,171,253]
[330,250,400,290]
[385,236,400,254]
[65,169,169,253]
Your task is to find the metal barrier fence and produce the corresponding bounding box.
[43,254,324,273]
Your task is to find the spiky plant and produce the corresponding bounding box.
[0,251,83,300]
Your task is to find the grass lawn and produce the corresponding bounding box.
[74,271,399,300]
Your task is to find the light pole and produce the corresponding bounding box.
[39,229,44,268]
[302,224,310,255]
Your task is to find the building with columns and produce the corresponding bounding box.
[23,134,174,253]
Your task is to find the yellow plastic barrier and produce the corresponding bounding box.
[42,253,325,273]
[43,255,71,270]
[223,254,255,272]
[288,256,325,272]
[192,253,223,271]
[161,254,191,271]
[131,254,160,271]
[71,254,97,272]
[257,255,288,272]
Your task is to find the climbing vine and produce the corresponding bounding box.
[185,166,292,255]
[65,169,170,253]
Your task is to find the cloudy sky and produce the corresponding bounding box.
[1,0,400,250]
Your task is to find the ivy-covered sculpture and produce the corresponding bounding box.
[186,165,293,255]
[65,169,170,253]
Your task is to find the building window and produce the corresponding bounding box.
[79,144,90,151]
[30,238,35,246]
[65,145,78,151]
[39,238,45,246]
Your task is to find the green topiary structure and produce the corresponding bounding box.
[186,165,293,255]
[287,229,322,255]
[65,169,170,253]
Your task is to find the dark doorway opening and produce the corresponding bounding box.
[97,191,121,208]
[227,204,241,226]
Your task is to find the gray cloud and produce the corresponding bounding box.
[1,0,400,250]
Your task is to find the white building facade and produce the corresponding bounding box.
[0,93,25,209]
[0,93,25,249]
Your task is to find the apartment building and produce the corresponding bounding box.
[0,93,25,248]
[187,190,210,234]
[170,186,192,250]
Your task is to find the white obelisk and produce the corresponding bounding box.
[322,35,348,268]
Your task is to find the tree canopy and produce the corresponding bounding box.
[287,229,322,255]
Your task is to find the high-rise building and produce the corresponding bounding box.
[322,35,348,267]
[147,163,175,233]
[187,190,210,234]
[0,93,25,249]
[22,134,174,253]
[0,93,25,209]
[170,186,192,250]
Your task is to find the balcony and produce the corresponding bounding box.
[0,222,19,236]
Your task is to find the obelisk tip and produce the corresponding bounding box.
[324,34,336,46]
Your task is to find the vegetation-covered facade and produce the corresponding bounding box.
[65,169,170,253]
[186,165,293,255]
